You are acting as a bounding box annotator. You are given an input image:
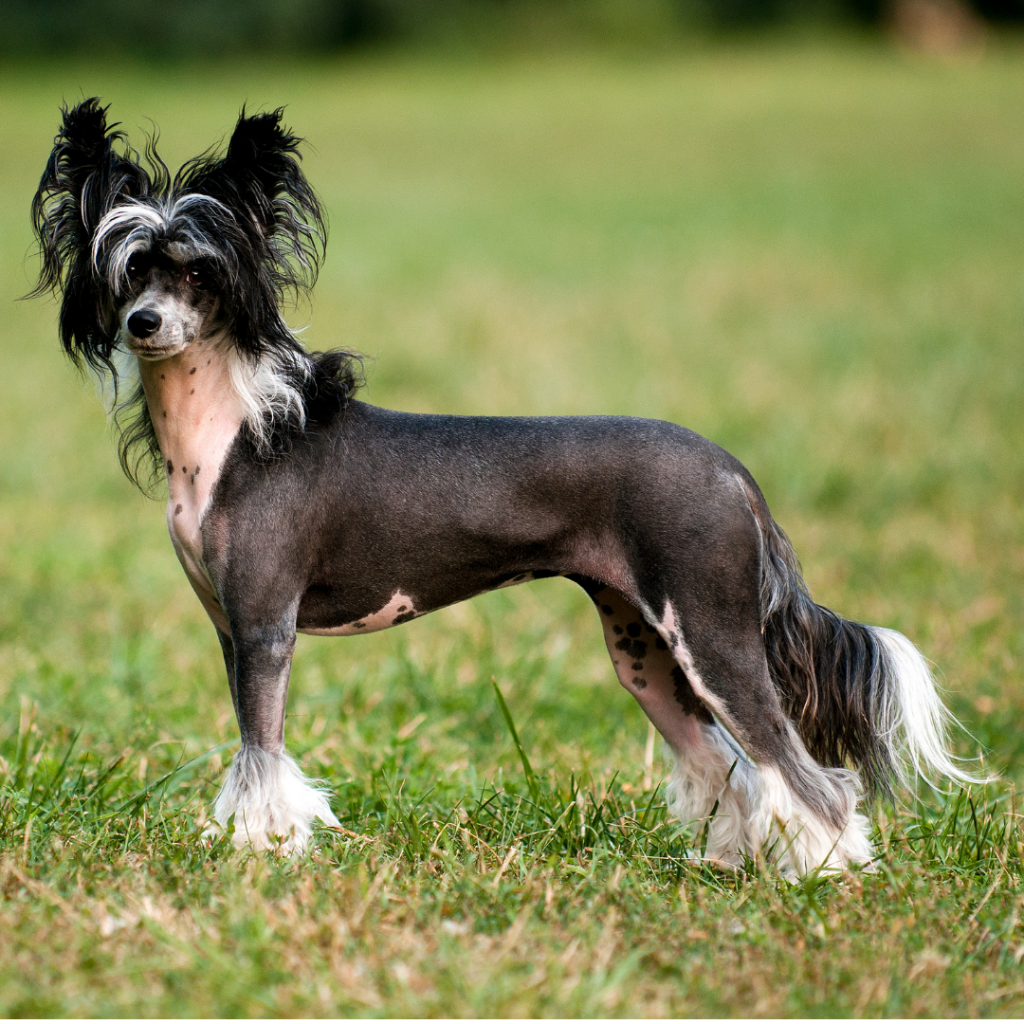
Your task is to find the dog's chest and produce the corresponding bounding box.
[165,480,229,632]
[140,348,243,634]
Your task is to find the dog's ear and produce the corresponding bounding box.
[31,98,149,296]
[32,99,151,371]
[175,107,326,361]
[180,107,325,290]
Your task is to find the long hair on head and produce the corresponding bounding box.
[31,98,362,490]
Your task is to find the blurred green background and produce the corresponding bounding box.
[3,0,1023,56]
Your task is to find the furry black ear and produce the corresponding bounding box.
[31,98,152,370]
[178,107,326,293]
[32,98,151,294]
[173,107,326,361]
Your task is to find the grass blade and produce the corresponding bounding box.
[492,677,540,805]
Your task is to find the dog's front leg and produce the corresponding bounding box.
[210,619,338,853]
[215,629,239,717]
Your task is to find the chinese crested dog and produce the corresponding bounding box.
[31,99,977,874]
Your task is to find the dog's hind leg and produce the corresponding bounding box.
[586,569,873,875]
[651,586,874,876]
[209,619,338,854]
[587,585,768,870]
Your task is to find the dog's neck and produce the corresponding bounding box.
[137,335,243,629]
[138,335,244,515]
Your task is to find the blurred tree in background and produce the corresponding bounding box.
[1,0,1021,57]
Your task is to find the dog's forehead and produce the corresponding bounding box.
[160,240,191,265]
[137,239,193,270]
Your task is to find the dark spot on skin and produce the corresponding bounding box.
[671,665,714,723]
[160,374,165,380]
[655,637,669,651]
[207,359,211,365]
[162,411,167,419]
[626,622,641,638]
[613,625,623,635]
[190,367,196,374]
[354,621,366,629]
[189,474,195,485]
[632,661,644,671]
[601,605,614,616]
[668,632,679,648]
[190,388,195,395]
[615,636,648,660]
[182,466,187,473]
[397,605,408,613]
[632,676,647,690]
[174,504,182,516]
[194,467,200,475]
[166,460,173,473]
[393,611,416,625]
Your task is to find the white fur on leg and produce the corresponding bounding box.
[756,764,874,876]
[208,745,339,854]
[665,721,762,870]
[665,723,874,877]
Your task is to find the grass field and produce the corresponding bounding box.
[1,41,1024,1016]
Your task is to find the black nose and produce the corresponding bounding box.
[128,310,162,338]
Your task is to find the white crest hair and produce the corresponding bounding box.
[91,195,230,291]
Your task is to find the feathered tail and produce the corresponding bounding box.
[754,505,983,795]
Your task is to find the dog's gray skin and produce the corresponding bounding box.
[32,100,977,871]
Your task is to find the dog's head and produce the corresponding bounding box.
[32,99,325,372]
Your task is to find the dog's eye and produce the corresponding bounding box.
[186,267,205,288]
[126,255,143,279]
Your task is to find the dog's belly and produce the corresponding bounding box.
[295,571,548,637]
[297,588,419,636]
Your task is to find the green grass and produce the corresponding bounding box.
[2,41,1024,1016]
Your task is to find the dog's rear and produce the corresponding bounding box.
[751,484,980,796]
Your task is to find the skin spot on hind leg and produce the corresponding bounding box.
[592,588,712,754]
[615,634,647,660]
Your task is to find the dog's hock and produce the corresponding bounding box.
[208,746,339,854]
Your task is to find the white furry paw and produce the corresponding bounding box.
[209,746,339,855]
[666,737,876,878]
